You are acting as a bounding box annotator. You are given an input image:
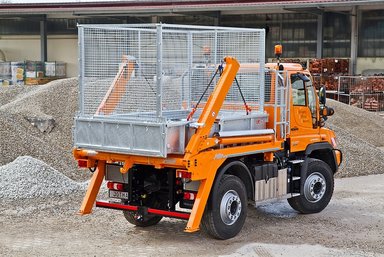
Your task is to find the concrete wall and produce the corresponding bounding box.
[0,35,78,77]
[356,57,384,75]
[2,35,384,78]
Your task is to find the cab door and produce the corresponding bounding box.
[289,73,321,152]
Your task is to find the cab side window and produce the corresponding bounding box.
[291,73,318,128]
[291,76,306,106]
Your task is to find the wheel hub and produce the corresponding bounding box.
[304,172,326,203]
[220,190,242,225]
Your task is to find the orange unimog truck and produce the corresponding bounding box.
[73,24,342,239]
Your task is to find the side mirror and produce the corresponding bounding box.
[319,86,326,105]
[319,106,334,126]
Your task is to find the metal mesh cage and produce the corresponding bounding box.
[78,24,266,121]
[337,76,384,112]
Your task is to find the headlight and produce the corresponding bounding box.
[330,137,337,148]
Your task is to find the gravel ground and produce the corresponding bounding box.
[0,174,383,256]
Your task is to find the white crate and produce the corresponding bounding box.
[45,61,66,77]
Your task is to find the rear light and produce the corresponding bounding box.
[77,159,88,168]
[183,191,197,201]
[176,170,191,179]
[107,182,124,191]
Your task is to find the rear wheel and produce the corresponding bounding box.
[201,175,247,239]
[288,158,334,214]
[123,210,162,227]
[123,195,163,227]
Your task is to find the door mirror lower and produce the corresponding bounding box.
[321,106,334,117]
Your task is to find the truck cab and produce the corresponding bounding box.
[266,62,341,168]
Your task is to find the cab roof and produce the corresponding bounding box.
[238,62,305,73]
[265,63,305,71]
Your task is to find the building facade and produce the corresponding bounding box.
[0,0,384,77]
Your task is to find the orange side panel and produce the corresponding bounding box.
[219,135,273,145]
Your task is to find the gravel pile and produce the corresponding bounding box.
[327,99,384,147]
[0,86,35,106]
[0,78,85,180]
[0,156,85,200]
[327,99,384,178]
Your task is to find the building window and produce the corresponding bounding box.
[359,10,384,57]
[323,13,351,58]
[279,13,317,58]
[220,13,317,58]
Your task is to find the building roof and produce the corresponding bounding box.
[0,0,383,16]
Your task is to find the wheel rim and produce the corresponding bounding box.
[220,190,242,225]
[304,172,326,203]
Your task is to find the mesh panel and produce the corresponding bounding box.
[81,27,158,117]
[78,24,265,120]
[338,76,384,112]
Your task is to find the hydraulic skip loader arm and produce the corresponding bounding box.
[75,57,241,234]
[96,55,135,115]
[183,56,240,232]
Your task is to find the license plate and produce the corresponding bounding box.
[109,190,129,200]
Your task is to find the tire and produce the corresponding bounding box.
[123,210,162,227]
[123,195,163,227]
[288,158,334,214]
[201,174,247,240]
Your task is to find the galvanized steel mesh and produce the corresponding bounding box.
[337,76,384,112]
[78,24,266,120]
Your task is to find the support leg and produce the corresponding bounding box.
[184,172,215,232]
[79,161,106,215]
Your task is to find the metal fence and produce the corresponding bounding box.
[337,76,384,112]
[78,24,266,121]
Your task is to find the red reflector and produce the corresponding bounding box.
[176,170,192,179]
[183,191,196,201]
[115,183,124,191]
[78,160,88,168]
[107,182,124,191]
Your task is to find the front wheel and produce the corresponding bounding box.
[288,158,334,214]
[201,175,247,240]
